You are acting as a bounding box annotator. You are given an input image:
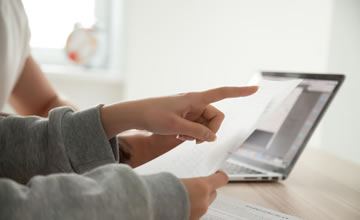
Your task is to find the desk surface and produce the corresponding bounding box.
[219,148,360,220]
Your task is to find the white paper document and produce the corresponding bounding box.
[202,195,303,220]
[135,79,302,178]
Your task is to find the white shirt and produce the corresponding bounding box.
[0,0,31,111]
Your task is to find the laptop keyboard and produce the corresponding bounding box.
[221,161,265,175]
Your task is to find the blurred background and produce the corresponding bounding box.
[6,0,359,164]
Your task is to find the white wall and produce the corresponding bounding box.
[123,0,332,99]
[122,0,333,147]
[322,0,360,164]
[8,0,357,163]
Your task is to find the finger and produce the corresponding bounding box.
[194,115,208,125]
[175,117,216,142]
[193,116,209,144]
[192,107,224,144]
[209,191,217,204]
[202,105,225,134]
[206,171,229,190]
[201,86,259,104]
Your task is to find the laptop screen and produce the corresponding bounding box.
[231,72,344,176]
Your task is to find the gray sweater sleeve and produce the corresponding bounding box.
[0,106,190,220]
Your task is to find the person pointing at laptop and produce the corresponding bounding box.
[0,1,258,219]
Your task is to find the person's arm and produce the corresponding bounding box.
[9,56,78,117]
[0,164,190,220]
[1,86,255,219]
[0,106,190,220]
[0,105,117,183]
[0,105,227,220]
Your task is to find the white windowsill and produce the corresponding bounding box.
[41,64,124,84]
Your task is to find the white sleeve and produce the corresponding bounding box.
[0,0,32,110]
[16,0,32,74]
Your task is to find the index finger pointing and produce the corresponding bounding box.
[201,86,259,104]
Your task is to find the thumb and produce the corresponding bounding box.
[206,171,229,190]
[175,117,217,142]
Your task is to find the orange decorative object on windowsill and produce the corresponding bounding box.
[65,24,98,65]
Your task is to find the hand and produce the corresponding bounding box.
[101,86,258,141]
[117,133,184,168]
[181,171,229,220]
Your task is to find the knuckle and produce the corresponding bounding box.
[181,92,199,108]
[176,92,193,104]
[184,92,196,99]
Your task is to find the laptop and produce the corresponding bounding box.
[221,72,345,181]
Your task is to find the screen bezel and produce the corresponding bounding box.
[233,72,345,179]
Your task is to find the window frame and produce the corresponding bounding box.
[29,0,124,76]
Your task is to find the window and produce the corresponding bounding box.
[22,0,122,74]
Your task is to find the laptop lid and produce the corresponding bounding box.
[229,72,345,179]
